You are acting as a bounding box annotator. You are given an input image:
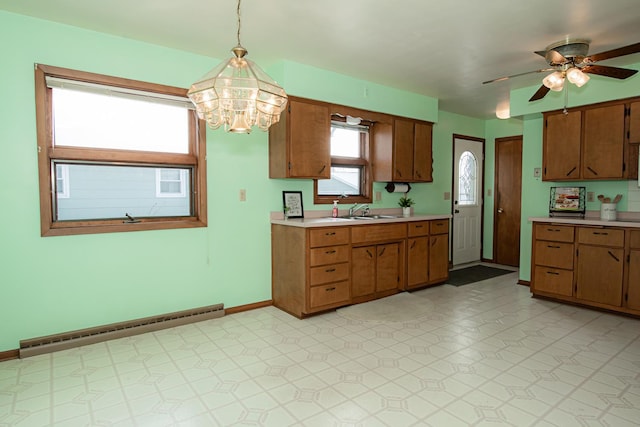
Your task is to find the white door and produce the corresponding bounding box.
[453,138,483,265]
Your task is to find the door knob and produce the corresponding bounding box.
[454,209,460,213]
[497,208,504,213]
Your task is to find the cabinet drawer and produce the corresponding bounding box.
[534,241,574,269]
[309,245,349,266]
[534,224,574,242]
[408,221,429,237]
[631,230,640,249]
[309,227,349,247]
[430,219,449,235]
[351,223,407,244]
[533,266,573,296]
[309,280,349,309]
[577,227,624,247]
[309,262,349,285]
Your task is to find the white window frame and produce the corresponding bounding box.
[156,168,187,198]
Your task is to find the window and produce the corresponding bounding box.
[35,64,207,236]
[458,151,477,205]
[314,115,372,204]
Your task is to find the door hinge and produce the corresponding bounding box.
[627,254,631,263]
[288,162,292,170]
[625,293,628,302]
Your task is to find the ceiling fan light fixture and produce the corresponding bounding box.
[542,71,565,92]
[187,0,287,133]
[566,67,590,87]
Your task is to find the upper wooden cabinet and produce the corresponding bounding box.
[543,99,633,181]
[373,118,433,183]
[269,97,331,179]
[630,101,640,144]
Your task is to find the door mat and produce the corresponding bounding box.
[448,265,514,286]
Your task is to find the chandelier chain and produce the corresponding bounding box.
[236,0,242,47]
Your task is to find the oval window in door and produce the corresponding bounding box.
[458,151,477,206]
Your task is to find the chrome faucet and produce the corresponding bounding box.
[349,203,370,217]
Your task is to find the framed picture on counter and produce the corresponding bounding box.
[283,191,304,218]
[549,186,585,217]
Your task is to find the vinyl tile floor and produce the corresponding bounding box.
[1,271,640,426]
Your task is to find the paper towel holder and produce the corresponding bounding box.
[385,182,411,193]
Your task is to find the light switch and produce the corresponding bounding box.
[444,192,451,200]
[533,167,541,178]
[239,189,246,201]
[587,191,595,202]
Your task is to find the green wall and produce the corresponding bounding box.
[0,11,451,352]
[3,9,637,353]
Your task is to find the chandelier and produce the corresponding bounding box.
[187,0,288,134]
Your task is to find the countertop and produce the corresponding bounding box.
[529,216,640,228]
[271,212,451,228]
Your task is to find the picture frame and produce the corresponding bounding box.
[282,191,304,218]
[549,186,586,217]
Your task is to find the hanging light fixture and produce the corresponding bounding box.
[566,67,590,87]
[542,71,565,92]
[187,0,287,134]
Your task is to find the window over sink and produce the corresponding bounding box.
[314,115,372,204]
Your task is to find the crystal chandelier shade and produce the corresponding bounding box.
[187,1,287,134]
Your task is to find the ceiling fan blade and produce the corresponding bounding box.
[483,68,554,85]
[534,50,547,58]
[584,42,640,63]
[581,64,638,79]
[529,85,550,102]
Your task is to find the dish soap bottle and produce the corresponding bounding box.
[332,200,339,218]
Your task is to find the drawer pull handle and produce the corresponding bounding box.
[546,271,559,275]
[608,251,620,262]
[325,232,336,236]
[325,268,336,272]
[547,228,560,232]
[415,225,423,228]
[547,245,560,249]
[593,232,608,236]
[325,250,336,254]
[326,287,336,292]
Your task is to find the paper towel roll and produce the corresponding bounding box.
[385,183,411,193]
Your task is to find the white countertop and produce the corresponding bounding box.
[529,216,640,228]
[272,213,451,228]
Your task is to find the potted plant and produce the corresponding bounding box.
[283,205,291,220]
[398,196,415,216]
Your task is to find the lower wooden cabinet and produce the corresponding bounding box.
[531,221,640,317]
[272,217,450,318]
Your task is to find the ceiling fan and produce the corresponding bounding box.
[484,39,640,102]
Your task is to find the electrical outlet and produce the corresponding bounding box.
[587,191,595,202]
[239,189,246,201]
[487,189,493,197]
[533,167,541,178]
[444,192,451,200]
[375,191,382,201]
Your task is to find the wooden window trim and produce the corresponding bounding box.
[314,120,372,205]
[35,64,207,236]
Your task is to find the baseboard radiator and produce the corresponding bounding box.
[19,303,224,358]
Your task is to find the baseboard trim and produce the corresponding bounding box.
[518,279,531,287]
[226,300,272,315]
[0,349,19,362]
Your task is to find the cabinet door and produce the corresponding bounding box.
[429,234,449,284]
[351,246,376,297]
[393,119,415,181]
[288,99,331,178]
[407,237,429,288]
[413,122,433,182]
[543,111,582,180]
[582,104,625,179]
[628,249,640,311]
[576,245,623,306]
[376,243,401,291]
[630,101,640,144]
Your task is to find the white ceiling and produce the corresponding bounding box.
[2,0,640,119]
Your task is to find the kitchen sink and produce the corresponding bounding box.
[344,215,402,220]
